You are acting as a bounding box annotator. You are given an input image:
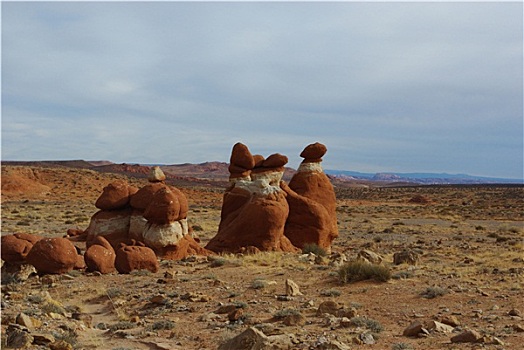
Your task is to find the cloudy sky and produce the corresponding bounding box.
[2,1,522,179]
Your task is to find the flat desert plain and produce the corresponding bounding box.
[1,165,523,350]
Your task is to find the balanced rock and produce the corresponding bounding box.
[115,241,159,274]
[148,166,166,182]
[284,143,338,252]
[1,233,42,263]
[95,180,137,210]
[26,238,79,274]
[206,146,298,253]
[300,142,327,162]
[84,236,116,274]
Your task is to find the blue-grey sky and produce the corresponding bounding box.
[2,1,523,179]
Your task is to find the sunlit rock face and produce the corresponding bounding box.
[206,143,298,254]
[284,142,339,253]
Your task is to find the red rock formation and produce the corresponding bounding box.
[115,241,159,274]
[228,142,255,179]
[284,143,338,252]
[84,236,116,274]
[143,186,188,224]
[85,207,133,249]
[95,180,137,210]
[206,145,298,254]
[26,238,79,274]
[158,235,212,260]
[129,182,166,210]
[1,233,42,263]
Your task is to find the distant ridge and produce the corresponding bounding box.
[2,160,521,185]
[326,169,523,185]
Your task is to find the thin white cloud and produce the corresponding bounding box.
[2,1,522,178]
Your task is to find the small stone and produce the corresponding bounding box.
[6,325,33,349]
[314,255,329,265]
[33,333,56,345]
[426,320,454,333]
[151,295,168,305]
[276,295,294,301]
[441,315,461,327]
[215,305,237,314]
[228,308,244,322]
[130,315,140,323]
[512,324,524,332]
[337,307,358,318]
[16,313,34,329]
[359,332,375,344]
[450,329,482,343]
[403,321,424,336]
[285,279,303,296]
[509,308,522,317]
[283,313,306,326]
[50,340,74,350]
[316,300,339,316]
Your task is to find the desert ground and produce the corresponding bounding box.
[1,165,523,349]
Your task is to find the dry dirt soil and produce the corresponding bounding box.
[1,165,523,350]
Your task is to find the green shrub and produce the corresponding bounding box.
[302,243,327,257]
[338,261,391,283]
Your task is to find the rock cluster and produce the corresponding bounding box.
[205,142,338,254]
[1,233,42,264]
[84,166,210,272]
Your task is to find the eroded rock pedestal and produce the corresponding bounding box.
[283,142,339,252]
[85,166,210,268]
[205,143,298,254]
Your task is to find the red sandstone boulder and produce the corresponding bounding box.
[129,182,167,210]
[84,236,116,274]
[115,241,159,274]
[26,238,78,274]
[284,143,338,252]
[253,154,265,168]
[158,235,213,260]
[143,186,188,224]
[300,142,327,162]
[1,233,42,263]
[95,180,137,210]
[230,142,255,170]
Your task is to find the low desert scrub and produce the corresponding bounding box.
[338,261,391,283]
[274,308,301,318]
[302,243,328,257]
[320,289,341,297]
[108,321,135,332]
[147,319,176,331]
[392,270,415,280]
[420,286,448,299]
[391,343,415,350]
[251,278,269,289]
[349,316,384,333]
